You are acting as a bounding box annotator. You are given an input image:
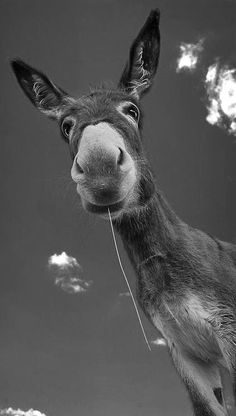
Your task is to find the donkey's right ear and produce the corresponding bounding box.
[11,59,70,119]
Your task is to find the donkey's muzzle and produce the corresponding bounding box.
[70,122,137,212]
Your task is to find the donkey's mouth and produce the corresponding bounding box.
[82,198,125,215]
[79,181,137,217]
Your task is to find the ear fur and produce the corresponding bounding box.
[11,59,70,119]
[119,9,161,98]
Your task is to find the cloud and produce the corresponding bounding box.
[119,291,131,297]
[151,337,167,347]
[205,62,236,135]
[49,251,78,268]
[0,409,47,416]
[176,39,204,72]
[48,251,92,294]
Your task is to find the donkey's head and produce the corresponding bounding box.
[11,10,160,218]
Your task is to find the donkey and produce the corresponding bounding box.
[11,9,236,416]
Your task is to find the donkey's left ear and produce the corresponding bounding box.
[118,9,160,98]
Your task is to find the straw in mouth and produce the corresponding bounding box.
[108,208,151,351]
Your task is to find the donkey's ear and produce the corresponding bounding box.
[11,59,69,119]
[118,9,160,98]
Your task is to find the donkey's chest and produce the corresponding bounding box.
[149,294,221,361]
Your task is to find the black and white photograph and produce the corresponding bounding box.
[1,1,236,415]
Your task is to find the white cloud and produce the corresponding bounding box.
[176,39,204,72]
[48,251,77,268]
[119,291,131,297]
[230,121,236,134]
[48,251,92,294]
[151,337,167,347]
[0,408,47,416]
[205,62,236,135]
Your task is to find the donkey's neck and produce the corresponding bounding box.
[113,188,183,308]
[114,188,181,275]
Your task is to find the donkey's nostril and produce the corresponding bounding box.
[117,147,124,166]
[76,160,84,174]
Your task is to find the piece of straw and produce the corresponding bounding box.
[108,208,151,351]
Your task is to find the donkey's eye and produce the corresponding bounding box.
[61,118,74,139]
[125,104,140,122]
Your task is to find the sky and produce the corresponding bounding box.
[1,0,236,415]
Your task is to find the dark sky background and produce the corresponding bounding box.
[1,0,236,415]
